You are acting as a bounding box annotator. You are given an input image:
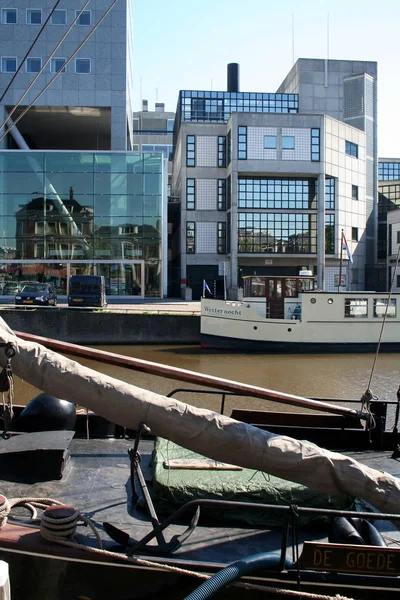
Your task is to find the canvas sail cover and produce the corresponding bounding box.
[0,317,398,514]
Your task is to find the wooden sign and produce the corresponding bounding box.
[299,542,400,576]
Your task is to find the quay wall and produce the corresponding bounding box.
[0,309,201,345]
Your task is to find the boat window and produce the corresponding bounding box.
[251,277,265,297]
[373,298,396,318]
[285,279,296,297]
[344,298,368,318]
[299,278,314,291]
[276,280,282,298]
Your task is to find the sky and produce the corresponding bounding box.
[132,0,400,158]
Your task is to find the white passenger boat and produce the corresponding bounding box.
[201,275,400,352]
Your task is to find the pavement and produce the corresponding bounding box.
[0,297,202,314]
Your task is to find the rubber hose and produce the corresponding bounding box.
[184,552,292,600]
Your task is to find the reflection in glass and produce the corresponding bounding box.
[0,151,164,297]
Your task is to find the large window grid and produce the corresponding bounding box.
[218,136,226,167]
[186,135,195,167]
[186,222,195,253]
[238,127,247,160]
[218,223,226,254]
[379,162,400,181]
[238,213,317,254]
[186,179,195,210]
[379,184,400,214]
[238,178,316,210]
[311,128,320,161]
[218,179,226,211]
[178,91,299,124]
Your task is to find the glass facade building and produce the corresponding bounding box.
[0,151,165,297]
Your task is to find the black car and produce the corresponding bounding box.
[15,283,57,306]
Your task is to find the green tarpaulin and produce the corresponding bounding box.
[151,438,354,526]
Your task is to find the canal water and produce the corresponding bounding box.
[12,344,400,424]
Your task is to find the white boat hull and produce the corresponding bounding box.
[201,293,400,352]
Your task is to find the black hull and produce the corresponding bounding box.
[2,546,400,600]
[201,334,400,353]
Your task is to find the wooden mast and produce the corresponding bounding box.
[14,330,367,420]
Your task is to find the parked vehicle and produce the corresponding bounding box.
[68,275,107,307]
[15,282,57,306]
[3,282,21,295]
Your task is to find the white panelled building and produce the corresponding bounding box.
[172,60,378,300]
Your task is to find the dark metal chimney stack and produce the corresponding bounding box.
[227,63,240,92]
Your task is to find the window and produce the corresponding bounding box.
[76,10,91,25]
[142,144,173,159]
[218,223,226,254]
[238,178,316,210]
[186,135,195,167]
[186,179,195,210]
[352,185,359,200]
[75,58,91,74]
[1,9,17,24]
[344,298,368,318]
[218,136,226,167]
[397,231,400,244]
[311,128,320,161]
[325,215,335,254]
[238,126,247,160]
[374,298,396,318]
[218,179,226,210]
[264,135,277,149]
[167,119,174,133]
[50,58,66,73]
[26,58,42,73]
[325,177,335,210]
[1,57,17,73]
[397,275,400,288]
[227,130,231,164]
[51,9,67,25]
[346,140,358,158]
[352,227,358,242]
[238,212,317,254]
[186,222,195,253]
[282,136,295,150]
[26,9,41,24]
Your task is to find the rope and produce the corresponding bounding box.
[0,495,354,599]
[0,496,64,529]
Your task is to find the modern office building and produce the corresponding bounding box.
[0,1,134,151]
[172,61,378,299]
[0,1,168,298]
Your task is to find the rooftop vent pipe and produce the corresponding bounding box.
[227,63,239,93]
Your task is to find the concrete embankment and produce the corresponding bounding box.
[0,308,201,345]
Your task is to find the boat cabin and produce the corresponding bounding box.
[243,275,315,318]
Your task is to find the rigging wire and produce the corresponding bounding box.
[0,0,92,137]
[0,0,120,144]
[0,0,63,104]
[366,243,400,394]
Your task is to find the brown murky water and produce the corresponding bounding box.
[11,344,400,423]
